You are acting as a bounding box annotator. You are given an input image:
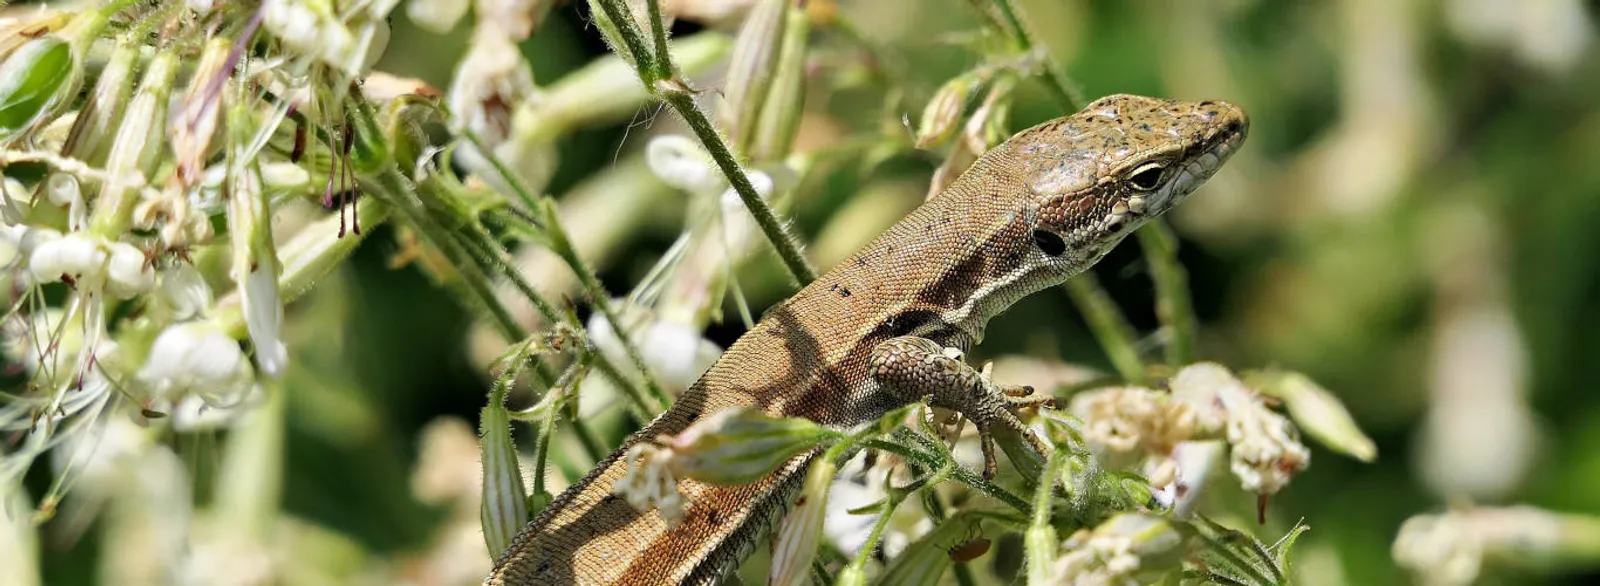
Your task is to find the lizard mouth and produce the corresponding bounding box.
[1152,110,1249,216]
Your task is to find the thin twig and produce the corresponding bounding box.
[1136,221,1198,366]
[1062,274,1145,382]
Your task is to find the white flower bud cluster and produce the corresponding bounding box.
[24,230,154,298]
[1070,363,1312,499]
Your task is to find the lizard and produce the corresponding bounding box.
[487,93,1249,585]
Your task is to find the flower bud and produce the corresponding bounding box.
[1024,525,1058,585]
[664,407,829,485]
[586,0,651,74]
[915,73,976,149]
[1250,369,1376,463]
[769,455,834,586]
[718,0,788,152]
[89,50,178,239]
[227,144,287,379]
[479,396,530,556]
[876,513,985,586]
[407,0,470,34]
[345,98,392,176]
[747,3,810,161]
[0,36,75,141]
[1394,506,1600,586]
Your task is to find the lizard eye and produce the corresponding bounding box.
[1032,229,1066,256]
[1126,163,1166,191]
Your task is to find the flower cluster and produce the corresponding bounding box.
[1069,363,1313,503]
[0,0,394,522]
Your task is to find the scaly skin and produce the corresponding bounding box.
[487,94,1249,585]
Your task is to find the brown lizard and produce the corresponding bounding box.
[487,94,1249,585]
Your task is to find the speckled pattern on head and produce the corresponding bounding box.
[486,94,1248,585]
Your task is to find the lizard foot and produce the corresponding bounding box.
[870,336,1055,479]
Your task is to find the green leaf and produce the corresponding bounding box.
[0,37,73,138]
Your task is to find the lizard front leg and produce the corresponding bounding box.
[868,336,1054,478]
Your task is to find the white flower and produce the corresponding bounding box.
[646,135,723,192]
[586,309,722,391]
[261,0,388,75]
[242,251,287,378]
[26,234,155,299]
[104,242,155,298]
[158,263,213,321]
[29,234,105,283]
[407,0,471,34]
[138,323,254,408]
[229,158,287,379]
[1392,512,1482,586]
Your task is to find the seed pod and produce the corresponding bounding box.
[0,36,75,141]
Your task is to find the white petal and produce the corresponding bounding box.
[28,235,105,283]
[104,242,155,299]
[646,135,720,192]
[242,253,286,379]
[158,264,213,320]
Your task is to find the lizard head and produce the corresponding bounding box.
[1011,94,1248,270]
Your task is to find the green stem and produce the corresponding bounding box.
[991,0,1083,111]
[658,88,817,284]
[1136,221,1197,366]
[593,0,660,82]
[1062,274,1145,382]
[1032,450,1065,527]
[593,0,817,285]
[644,0,675,81]
[861,439,1030,513]
[370,168,525,343]
[538,197,672,409]
[464,130,671,408]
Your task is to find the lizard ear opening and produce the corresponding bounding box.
[1032,229,1066,256]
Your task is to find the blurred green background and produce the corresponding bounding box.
[22,0,1600,584]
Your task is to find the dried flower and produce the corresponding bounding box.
[614,442,687,525]
[1069,385,1202,463]
[916,74,975,149]
[1172,363,1310,496]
